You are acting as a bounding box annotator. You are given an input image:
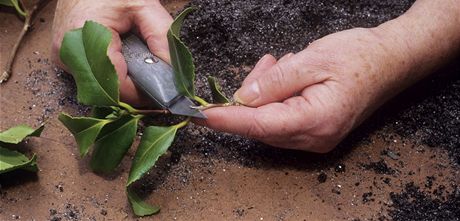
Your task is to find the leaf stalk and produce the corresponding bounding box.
[193,96,209,106]
[191,101,241,111]
[175,118,190,129]
[119,102,170,115]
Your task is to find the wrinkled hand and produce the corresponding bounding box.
[198,28,407,153]
[52,0,172,106]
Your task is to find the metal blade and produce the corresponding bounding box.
[122,34,176,108]
[122,33,207,119]
[168,96,207,119]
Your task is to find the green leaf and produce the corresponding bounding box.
[0,125,44,144]
[58,113,110,157]
[126,120,187,216]
[207,76,230,103]
[0,0,26,17]
[168,7,196,98]
[0,146,37,174]
[0,0,14,6]
[60,21,119,106]
[127,188,160,216]
[0,124,42,174]
[91,106,122,120]
[90,115,140,172]
[127,125,178,186]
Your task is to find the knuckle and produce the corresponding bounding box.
[122,1,144,11]
[271,64,285,83]
[265,63,288,91]
[304,54,339,74]
[122,0,159,11]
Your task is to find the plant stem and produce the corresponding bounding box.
[12,0,26,17]
[134,109,169,115]
[174,118,191,129]
[191,101,241,111]
[193,96,209,106]
[119,102,169,115]
[118,102,137,113]
[0,0,40,83]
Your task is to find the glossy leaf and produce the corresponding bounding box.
[90,115,140,172]
[127,125,178,186]
[58,113,110,157]
[127,188,160,216]
[168,7,196,98]
[0,125,44,144]
[0,146,37,174]
[207,76,230,103]
[91,106,122,120]
[60,21,119,106]
[0,0,26,17]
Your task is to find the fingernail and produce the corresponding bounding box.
[234,81,260,105]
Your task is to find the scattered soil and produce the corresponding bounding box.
[360,160,396,175]
[1,0,459,220]
[385,62,460,165]
[182,0,415,100]
[388,182,460,221]
[181,0,460,219]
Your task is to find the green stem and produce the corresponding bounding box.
[191,101,241,111]
[174,118,190,129]
[14,0,27,17]
[134,109,169,115]
[118,102,137,113]
[119,102,169,115]
[193,96,209,106]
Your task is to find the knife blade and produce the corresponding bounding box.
[121,34,206,119]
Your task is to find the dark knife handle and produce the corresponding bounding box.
[121,34,178,108]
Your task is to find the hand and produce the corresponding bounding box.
[197,27,412,153]
[51,0,173,106]
[198,0,460,153]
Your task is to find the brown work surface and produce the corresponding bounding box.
[1,1,459,221]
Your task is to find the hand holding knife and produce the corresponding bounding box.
[121,34,206,119]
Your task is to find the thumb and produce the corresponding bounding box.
[133,1,173,63]
[234,52,326,107]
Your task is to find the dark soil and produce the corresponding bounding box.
[2,0,458,220]
[388,182,460,221]
[180,0,460,220]
[360,160,396,175]
[183,0,416,101]
[385,62,460,165]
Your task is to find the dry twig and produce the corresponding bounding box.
[0,0,42,83]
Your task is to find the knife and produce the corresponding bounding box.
[121,34,206,119]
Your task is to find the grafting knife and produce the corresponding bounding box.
[121,34,206,119]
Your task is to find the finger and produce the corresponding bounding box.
[234,52,329,107]
[246,53,292,80]
[107,32,151,107]
[241,54,277,87]
[278,52,294,63]
[194,96,336,152]
[133,1,173,63]
[196,97,313,143]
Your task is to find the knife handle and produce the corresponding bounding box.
[121,34,178,108]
